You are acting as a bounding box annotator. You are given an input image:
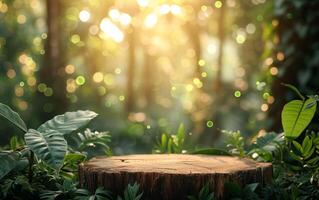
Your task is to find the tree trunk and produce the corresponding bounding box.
[184,21,202,79]
[125,25,136,114]
[208,0,227,144]
[215,0,226,92]
[143,49,153,108]
[38,0,67,119]
[79,154,272,200]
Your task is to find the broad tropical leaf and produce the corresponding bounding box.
[25,129,67,169]
[0,103,27,132]
[0,151,20,180]
[38,110,98,135]
[282,98,316,139]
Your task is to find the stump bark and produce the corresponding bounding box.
[79,154,272,200]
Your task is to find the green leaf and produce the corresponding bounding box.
[76,129,111,152]
[0,102,27,132]
[292,141,303,153]
[192,148,232,156]
[302,136,312,154]
[303,147,314,160]
[289,151,303,163]
[94,187,113,200]
[25,129,67,170]
[0,151,20,180]
[121,183,143,200]
[177,123,185,146]
[161,134,167,151]
[62,153,86,172]
[307,156,319,165]
[10,136,18,150]
[38,110,98,135]
[244,183,259,192]
[282,98,316,139]
[198,183,214,200]
[167,138,173,153]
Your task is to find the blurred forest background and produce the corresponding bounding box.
[0,0,318,154]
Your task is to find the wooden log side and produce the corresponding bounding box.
[79,154,272,200]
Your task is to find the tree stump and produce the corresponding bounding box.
[79,154,272,199]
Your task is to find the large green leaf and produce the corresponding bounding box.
[282,98,317,139]
[0,103,27,132]
[37,110,98,135]
[0,151,20,180]
[25,129,67,169]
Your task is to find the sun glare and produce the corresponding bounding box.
[79,10,90,22]
[99,18,124,42]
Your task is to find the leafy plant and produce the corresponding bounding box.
[281,84,317,140]
[188,183,215,200]
[40,181,112,200]
[74,187,113,200]
[153,123,186,154]
[222,130,246,157]
[68,129,111,158]
[224,182,259,200]
[117,183,143,200]
[248,132,285,162]
[37,110,98,135]
[25,129,68,170]
[0,151,24,179]
[0,175,38,200]
[261,85,319,200]
[0,102,99,179]
[0,102,28,132]
[288,136,319,170]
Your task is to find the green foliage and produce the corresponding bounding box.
[40,180,81,200]
[0,101,113,200]
[62,153,86,171]
[281,98,316,140]
[68,129,111,158]
[153,123,186,154]
[117,183,143,200]
[288,135,319,170]
[74,187,113,200]
[188,183,214,200]
[261,87,319,199]
[192,148,231,156]
[38,110,98,135]
[222,130,246,157]
[0,175,37,200]
[248,132,285,162]
[10,136,24,151]
[224,182,259,200]
[40,181,112,200]
[25,129,67,170]
[0,102,27,132]
[0,151,21,179]
[0,101,106,182]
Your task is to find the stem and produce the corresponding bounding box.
[28,151,34,183]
